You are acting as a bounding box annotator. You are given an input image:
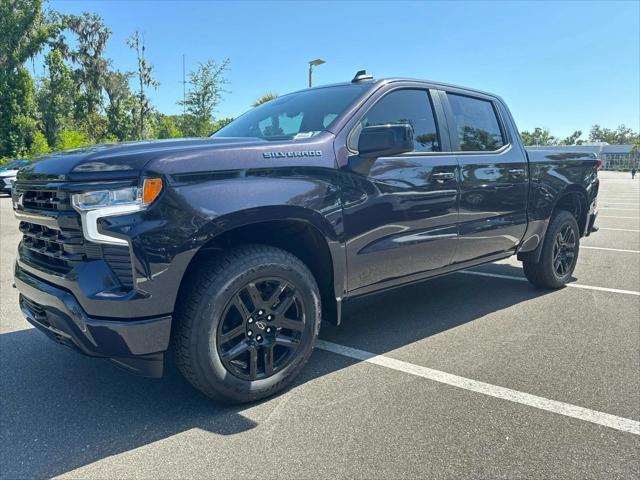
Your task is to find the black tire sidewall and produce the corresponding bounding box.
[191,253,320,402]
[544,211,580,284]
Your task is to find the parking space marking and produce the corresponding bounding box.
[599,204,639,208]
[599,207,640,211]
[316,340,640,435]
[459,270,640,296]
[582,246,639,254]
[599,215,640,219]
[598,227,640,232]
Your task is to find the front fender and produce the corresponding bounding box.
[114,169,345,317]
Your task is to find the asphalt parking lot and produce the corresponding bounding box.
[1,171,638,479]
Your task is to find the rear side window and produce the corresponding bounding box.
[358,89,441,152]
[448,94,505,151]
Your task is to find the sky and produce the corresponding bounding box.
[44,0,640,139]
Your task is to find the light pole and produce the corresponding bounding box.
[308,58,326,88]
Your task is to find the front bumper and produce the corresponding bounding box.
[15,264,172,377]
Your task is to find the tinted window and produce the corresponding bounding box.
[448,94,505,151]
[214,84,368,141]
[358,89,440,152]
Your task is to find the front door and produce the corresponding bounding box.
[341,88,459,294]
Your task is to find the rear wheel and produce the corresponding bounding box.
[523,210,580,289]
[173,245,321,403]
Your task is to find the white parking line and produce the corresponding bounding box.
[599,207,640,211]
[599,215,640,219]
[599,203,639,206]
[459,270,640,296]
[317,340,640,435]
[582,246,639,254]
[598,227,640,233]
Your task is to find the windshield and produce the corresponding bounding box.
[213,84,369,140]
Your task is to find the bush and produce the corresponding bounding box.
[28,131,51,157]
[156,115,183,139]
[55,129,91,151]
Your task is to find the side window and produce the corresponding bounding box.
[447,94,506,151]
[358,89,441,152]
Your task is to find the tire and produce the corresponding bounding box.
[523,210,580,289]
[173,245,321,403]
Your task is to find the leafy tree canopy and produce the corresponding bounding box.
[179,58,230,137]
[589,124,639,144]
[520,127,558,146]
[252,92,278,107]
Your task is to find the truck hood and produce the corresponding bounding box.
[17,135,335,182]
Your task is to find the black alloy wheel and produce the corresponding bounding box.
[217,278,306,381]
[522,209,580,289]
[173,245,321,403]
[552,224,576,277]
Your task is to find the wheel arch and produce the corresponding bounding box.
[518,185,588,264]
[174,207,344,326]
[552,185,589,236]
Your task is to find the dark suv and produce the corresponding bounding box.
[13,72,598,403]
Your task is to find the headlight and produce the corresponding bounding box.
[71,178,163,246]
[72,178,162,211]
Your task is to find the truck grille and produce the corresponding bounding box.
[20,222,84,270]
[21,190,75,212]
[14,184,134,289]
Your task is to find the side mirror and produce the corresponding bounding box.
[348,124,414,174]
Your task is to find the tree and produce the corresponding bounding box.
[38,48,75,147]
[211,117,234,133]
[127,30,158,139]
[103,70,135,141]
[65,13,111,122]
[252,92,278,107]
[520,127,558,146]
[560,130,583,145]
[0,67,38,157]
[155,114,183,139]
[28,130,50,157]
[179,58,230,137]
[55,129,90,150]
[589,124,639,144]
[0,0,57,157]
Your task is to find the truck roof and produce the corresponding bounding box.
[299,77,501,100]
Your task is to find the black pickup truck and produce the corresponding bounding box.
[13,72,599,403]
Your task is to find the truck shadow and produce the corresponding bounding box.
[319,263,557,356]
[0,263,553,478]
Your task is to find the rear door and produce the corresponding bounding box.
[341,87,460,294]
[440,91,529,262]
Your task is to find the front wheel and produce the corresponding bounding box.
[523,210,580,289]
[173,245,321,403]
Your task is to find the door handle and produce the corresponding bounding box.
[432,172,455,182]
[509,168,525,176]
